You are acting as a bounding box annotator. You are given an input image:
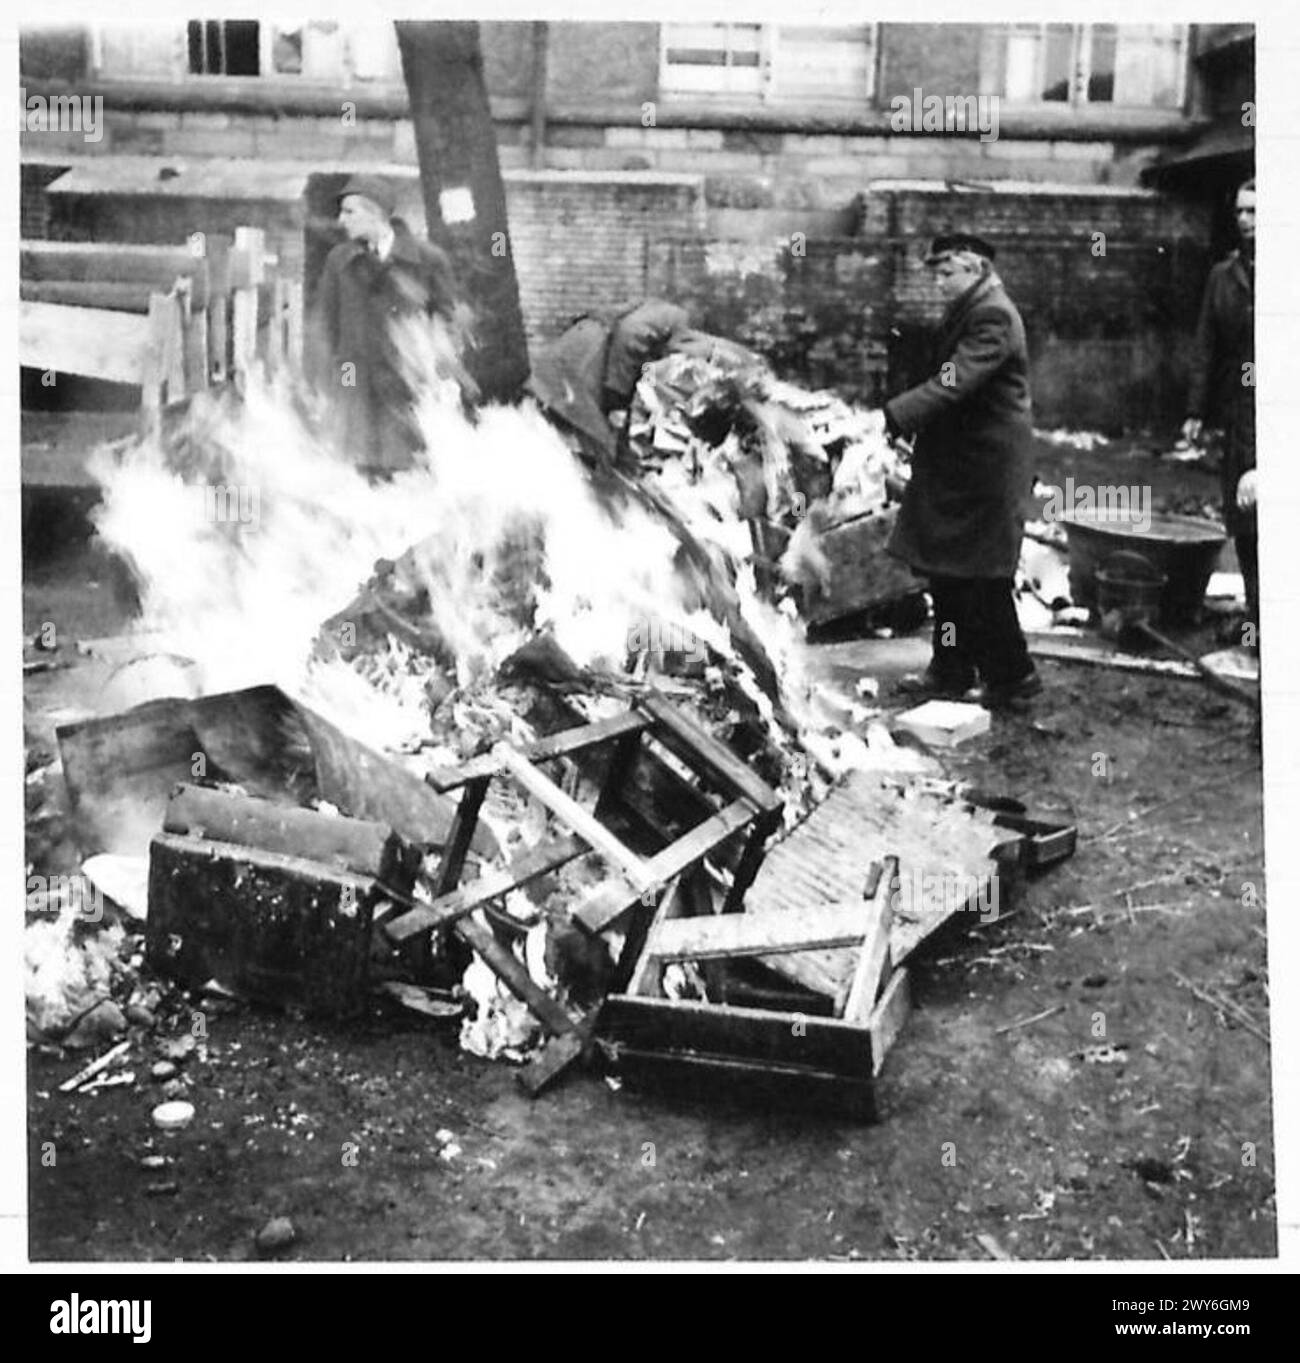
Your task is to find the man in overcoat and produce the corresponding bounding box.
[307,174,458,473]
[1182,177,1256,639]
[885,233,1039,708]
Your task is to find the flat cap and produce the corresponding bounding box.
[924,232,997,264]
[336,174,397,218]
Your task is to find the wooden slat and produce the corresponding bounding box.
[453,916,574,1038]
[426,710,650,791]
[639,691,782,813]
[21,240,198,286]
[20,300,153,384]
[841,856,896,1023]
[600,994,874,1078]
[647,900,870,962]
[493,742,652,891]
[641,797,756,885]
[21,279,158,314]
[624,879,687,997]
[517,1009,600,1097]
[383,833,586,942]
[868,967,911,1077]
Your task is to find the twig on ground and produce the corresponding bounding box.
[995,1004,1065,1035]
[1172,971,1270,1046]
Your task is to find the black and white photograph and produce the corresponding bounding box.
[9,5,1293,1287]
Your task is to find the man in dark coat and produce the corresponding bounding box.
[1182,178,1256,639]
[307,174,458,473]
[527,298,755,470]
[885,234,1039,707]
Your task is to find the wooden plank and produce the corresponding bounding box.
[21,240,197,286]
[493,742,652,891]
[600,994,874,1078]
[163,782,409,881]
[284,278,304,369]
[868,967,911,1077]
[647,900,871,962]
[638,692,782,813]
[625,879,687,997]
[426,711,650,791]
[841,856,896,1023]
[383,834,586,941]
[20,300,153,385]
[21,279,158,313]
[453,915,574,1038]
[721,808,782,914]
[517,1009,600,1097]
[607,1046,875,1119]
[641,798,757,885]
[206,235,231,385]
[432,777,489,896]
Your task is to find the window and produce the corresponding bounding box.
[187,21,259,76]
[661,23,877,103]
[980,23,1187,108]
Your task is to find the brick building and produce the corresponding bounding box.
[19,20,1255,430]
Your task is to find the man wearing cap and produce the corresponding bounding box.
[307,174,458,473]
[885,233,1039,708]
[1182,177,1256,643]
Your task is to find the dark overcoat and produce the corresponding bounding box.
[1188,250,1255,535]
[884,273,1033,580]
[307,220,455,471]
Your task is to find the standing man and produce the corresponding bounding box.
[1182,178,1256,642]
[307,174,459,473]
[886,234,1039,708]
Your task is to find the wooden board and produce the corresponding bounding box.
[600,994,874,1079]
[427,711,649,791]
[746,772,1003,999]
[868,967,911,1078]
[383,834,587,941]
[20,299,154,385]
[840,856,895,1022]
[493,742,652,891]
[646,900,871,962]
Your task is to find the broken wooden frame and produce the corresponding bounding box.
[379,691,784,1094]
[599,858,909,1120]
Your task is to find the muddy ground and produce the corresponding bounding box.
[23,439,1274,1262]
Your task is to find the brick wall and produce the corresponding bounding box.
[649,182,1214,432]
[505,171,704,343]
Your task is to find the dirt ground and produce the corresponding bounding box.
[22,439,1274,1262]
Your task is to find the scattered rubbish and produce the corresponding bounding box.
[140,1154,170,1171]
[59,1039,131,1094]
[160,1036,197,1064]
[151,1060,178,1081]
[893,700,991,749]
[974,1231,1013,1260]
[79,1070,135,1094]
[144,1181,179,1196]
[151,1100,195,1131]
[1074,1043,1129,1065]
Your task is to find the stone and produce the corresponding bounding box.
[151,1061,178,1081]
[151,1100,195,1131]
[161,1079,188,1101]
[255,1217,297,1255]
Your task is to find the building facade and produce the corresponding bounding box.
[20,21,1255,430]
